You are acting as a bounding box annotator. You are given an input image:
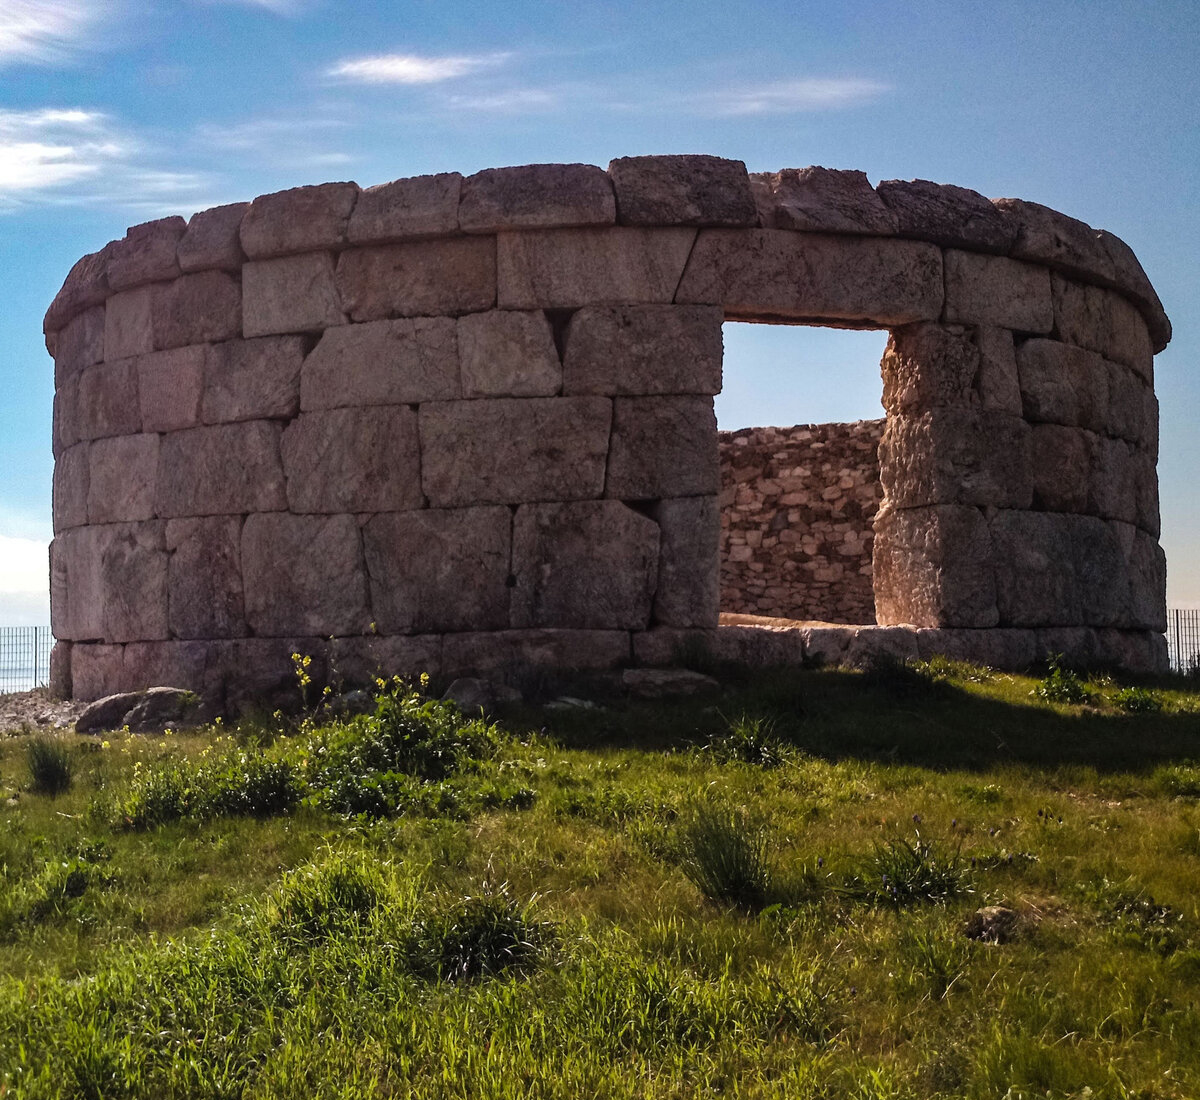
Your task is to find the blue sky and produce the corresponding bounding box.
[1,0,1197,623]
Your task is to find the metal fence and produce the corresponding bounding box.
[0,626,53,695]
[1167,609,1200,675]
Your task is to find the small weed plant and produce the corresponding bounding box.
[847,827,971,907]
[678,803,774,910]
[702,713,791,767]
[25,735,73,797]
[1032,654,1094,705]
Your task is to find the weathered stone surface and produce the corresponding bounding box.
[337,238,496,321]
[879,410,1032,509]
[154,272,243,350]
[328,634,443,686]
[1132,451,1160,536]
[348,172,462,243]
[802,626,857,667]
[914,628,1036,670]
[563,304,723,396]
[609,155,756,227]
[1030,424,1090,513]
[177,202,248,272]
[511,501,659,629]
[282,407,421,513]
[1033,627,1103,668]
[117,641,214,700]
[1094,628,1169,674]
[443,630,631,677]
[676,230,943,325]
[873,503,998,628]
[242,513,370,636]
[106,217,186,291]
[300,317,458,408]
[240,182,359,259]
[607,396,719,499]
[458,311,560,397]
[166,517,247,639]
[881,323,979,414]
[1123,525,1167,631]
[420,397,611,506]
[1051,275,1154,380]
[204,335,305,423]
[156,422,287,516]
[943,250,1053,333]
[76,691,144,733]
[54,305,105,387]
[53,381,79,457]
[363,507,511,633]
[44,245,113,334]
[497,227,696,309]
[48,641,72,698]
[974,327,1022,415]
[632,626,718,667]
[652,496,719,628]
[53,443,89,532]
[1105,362,1145,444]
[105,286,154,360]
[137,345,205,432]
[876,179,1018,253]
[750,167,897,235]
[1086,434,1137,524]
[243,253,345,336]
[207,637,332,709]
[69,644,125,702]
[844,625,922,668]
[993,197,1115,284]
[1015,339,1109,431]
[1141,387,1160,461]
[125,686,208,733]
[88,434,158,524]
[460,163,615,232]
[1098,229,1171,352]
[623,667,719,697]
[76,360,140,441]
[1103,291,1154,379]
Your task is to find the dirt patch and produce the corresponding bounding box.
[0,688,86,734]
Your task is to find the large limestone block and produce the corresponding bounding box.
[420,397,611,506]
[676,229,944,325]
[240,182,359,259]
[49,640,72,699]
[44,245,113,335]
[1125,528,1167,632]
[281,407,422,513]
[497,227,696,309]
[875,179,1017,253]
[329,635,444,686]
[1070,513,1133,627]
[53,381,80,457]
[348,172,462,243]
[336,238,496,321]
[872,503,998,628]
[632,626,719,668]
[880,323,979,414]
[363,507,511,633]
[458,310,561,397]
[879,409,1032,509]
[88,434,159,524]
[442,629,631,677]
[166,516,247,639]
[242,513,370,636]
[1051,275,1154,381]
[1016,339,1109,431]
[562,304,723,396]
[511,501,659,629]
[652,496,720,628]
[53,443,89,532]
[1103,291,1154,380]
[301,317,459,408]
[1094,628,1169,675]
[76,359,140,441]
[122,641,211,696]
[243,252,345,337]
[606,396,720,500]
[105,286,154,360]
[51,530,100,640]
[1097,229,1171,353]
[1105,362,1146,444]
[1141,388,1160,461]
[942,250,1053,333]
[54,305,105,387]
[106,217,186,291]
[1029,424,1090,513]
[1086,435,1137,524]
[914,628,1036,670]
[177,202,248,272]
[608,155,756,227]
[137,345,205,432]
[70,644,126,702]
[154,272,243,350]
[156,421,287,516]
[208,637,332,708]
[749,167,898,235]
[100,522,170,643]
[460,163,616,232]
[975,328,1023,416]
[845,626,922,669]
[203,335,306,423]
[1132,451,1160,536]
[992,197,1116,285]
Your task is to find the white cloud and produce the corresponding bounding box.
[444,87,559,113]
[197,0,310,13]
[699,78,890,116]
[327,52,509,85]
[0,535,49,624]
[0,0,104,66]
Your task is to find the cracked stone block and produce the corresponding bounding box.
[876,178,1018,253]
[608,155,756,227]
[943,250,1053,333]
[156,421,286,516]
[178,202,248,272]
[348,172,462,243]
[240,182,359,259]
[167,516,247,639]
[88,434,159,524]
[459,163,616,232]
[106,217,186,291]
[606,396,719,500]
[204,335,306,423]
[243,252,345,336]
[751,167,898,235]
[459,310,561,397]
[137,345,205,432]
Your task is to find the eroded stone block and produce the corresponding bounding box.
[100,522,170,643]
[460,163,615,232]
[1086,435,1137,524]
[993,197,1115,284]
[242,513,370,636]
[88,434,159,524]
[511,501,659,629]
[243,253,345,336]
[54,305,105,388]
[363,507,511,633]
[1132,451,1160,536]
[975,327,1022,415]
[1016,338,1109,431]
[44,245,112,335]
[156,421,287,516]
[876,179,1017,253]
[178,202,248,272]
[282,407,422,513]
[914,628,1036,670]
[443,629,631,677]
[70,643,126,702]
[1125,528,1167,631]
[204,335,306,423]
[1105,362,1145,444]
[1098,229,1171,352]
[77,360,140,441]
[166,516,247,639]
[105,286,154,360]
[943,250,1053,333]
[107,217,186,291]
[153,271,243,349]
[562,304,723,396]
[750,167,897,235]
[240,182,359,259]
[420,397,611,506]
[881,323,979,414]
[606,396,719,500]
[53,443,89,532]
[1030,424,1090,513]
[138,345,205,432]
[348,172,462,243]
[608,155,756,227]
[652,496,719,628]
[459,310,561,397]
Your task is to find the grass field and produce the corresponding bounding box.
[2,656,1199,1099]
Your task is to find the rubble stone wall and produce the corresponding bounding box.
[719,420,884,623]
[45,157,1172,700]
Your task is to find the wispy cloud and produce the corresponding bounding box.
[327,51,510,85]
[696,77,890,116]
[0,0,105,66]
[196,0,311,14]
[443,87,559,113]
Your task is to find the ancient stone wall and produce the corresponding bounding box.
[719,421,883,623]
[44,157,1172,701]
